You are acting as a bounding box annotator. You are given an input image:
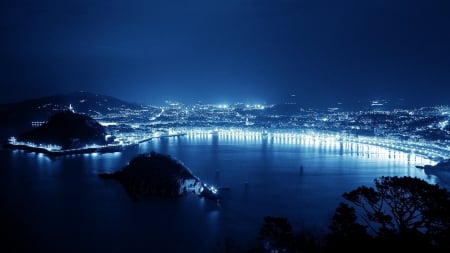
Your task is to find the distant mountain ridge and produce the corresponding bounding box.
[0,91,143,114]
[0,91,144,141]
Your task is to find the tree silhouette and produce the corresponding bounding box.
[258,216,294,252]
[328,176,450,251]
[326,202,372,251]
[255,216,320,253]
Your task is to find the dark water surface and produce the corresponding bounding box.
[0,134,436,252]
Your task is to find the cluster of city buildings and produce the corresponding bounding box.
[16,99,450,161]
[86,101,448,141]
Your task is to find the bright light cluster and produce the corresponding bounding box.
[183,128,447,164]
[8,136,62,151]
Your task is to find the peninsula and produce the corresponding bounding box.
[3,110,123,155]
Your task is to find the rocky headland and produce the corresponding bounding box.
[99,151,218,200]
[17,110,107,149]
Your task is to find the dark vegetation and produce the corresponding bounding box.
[99,151,201,201]
[0,91,147,140]
[252,176,450,252]
[18,110,107,149]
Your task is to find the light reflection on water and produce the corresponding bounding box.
[2,134,440,252]
[183,133,433,164]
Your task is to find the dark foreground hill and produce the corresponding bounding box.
[18,111,107,149]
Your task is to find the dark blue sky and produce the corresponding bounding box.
[1,0,449,107]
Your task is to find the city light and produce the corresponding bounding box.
[5,98,449,164]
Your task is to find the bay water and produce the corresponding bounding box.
[0,134,436,252]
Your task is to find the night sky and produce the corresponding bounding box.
[1,0,449,107]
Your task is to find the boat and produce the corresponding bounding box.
[198,183,221,200]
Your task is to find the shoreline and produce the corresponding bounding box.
[185,128,449,164]
[1,133,187,157]
[2,142,126,156]
[2,130,448,164]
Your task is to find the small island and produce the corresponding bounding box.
[99,151,221,200]
[3,110,124,155]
